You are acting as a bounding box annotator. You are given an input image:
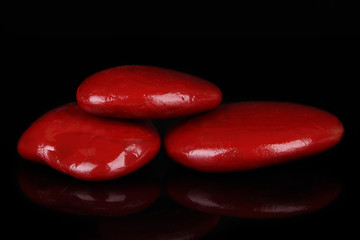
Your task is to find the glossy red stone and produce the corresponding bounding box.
[17,103,161,181]
[76,65,222,119]
[165,102,344,172]
[166,167,342,218]
[18,162,161,216]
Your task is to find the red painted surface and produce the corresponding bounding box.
[166,168,342,218]
[17,103,161,181]
[165,102,344,171]
[18,163,161,216]
[76,65,222,119]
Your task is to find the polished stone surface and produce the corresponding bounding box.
[76,65,222,119]
[165,102,344,172]
[17,103,161,181]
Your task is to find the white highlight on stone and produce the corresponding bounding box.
[265,138,312,153]
[70,162,97,173]
[107,144,142,171]
[37,144,55,159]
[89,95,126,104]
[188,148,232,159]
[148,92,192,105]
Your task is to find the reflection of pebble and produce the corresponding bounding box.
[96,206,221,240]
[166,166,342,218]
[18,162,161,216]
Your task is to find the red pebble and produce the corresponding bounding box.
[76,65,222,119]
[165,102,344,172]
[17,103,161,181]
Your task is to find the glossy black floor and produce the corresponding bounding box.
[7,135,358,239]
[3,33,359,239]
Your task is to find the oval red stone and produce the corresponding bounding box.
[76,65,222,119]
[17,103,161,181]
[165,102,344,172]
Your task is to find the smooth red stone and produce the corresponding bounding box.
[165,102,344,172]
[17,103,161,181]
[95,206,220,240]
[166,167,342,218]
[18,162,161,216]
[76,65,222,119]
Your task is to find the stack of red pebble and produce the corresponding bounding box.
[17,65,344,181]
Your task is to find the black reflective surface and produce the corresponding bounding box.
[9,146,358,239]
[4,35,358,239]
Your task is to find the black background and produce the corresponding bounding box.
[3,4,359,239]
